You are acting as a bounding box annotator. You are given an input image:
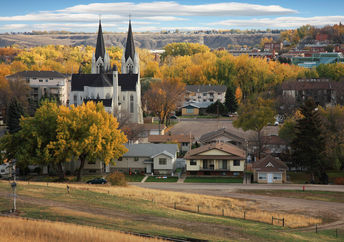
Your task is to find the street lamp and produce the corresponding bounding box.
[10,159,17,212]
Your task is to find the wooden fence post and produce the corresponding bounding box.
[272,216,274,225]
[174,202,176,209]
[244,211,246,220]
[222,209,224,217]
[336,229,338,238]
[315,224,318,233]
[282,218,284,227]
[197,205,199,213]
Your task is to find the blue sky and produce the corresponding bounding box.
[0,0,343,33]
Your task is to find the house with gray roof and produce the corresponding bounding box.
[111,143,179,175]
[185,85,226,104]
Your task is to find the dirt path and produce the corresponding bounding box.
[133,183,344,230]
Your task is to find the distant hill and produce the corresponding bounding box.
[0,33,280,49]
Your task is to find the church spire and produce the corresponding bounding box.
[95,19,105,61]
[124,20,135,61]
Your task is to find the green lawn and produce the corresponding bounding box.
[238,189,344,203]
[125,174,145,182]
[0,181,342,241]
[145,176,178,182]
[184,176,243,183]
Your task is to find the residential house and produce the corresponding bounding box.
[281,78,344,106]
[6,71,70,107]
[185,85,226,104]
[198,128,247,149]
[112,143,179,175]
[252,155,288,184]
[181,101,212,116]
[148,133,194,152]
[185,143,246,176]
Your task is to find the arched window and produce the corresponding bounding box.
[130,95,134,113]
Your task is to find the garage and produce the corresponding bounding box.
[253,155,288,184]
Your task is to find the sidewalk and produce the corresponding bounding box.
[141,175,149,183]
[177,174,186,183]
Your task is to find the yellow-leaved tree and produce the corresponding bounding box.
[50,102,128,181]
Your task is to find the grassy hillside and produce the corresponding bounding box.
[0,181,341,241]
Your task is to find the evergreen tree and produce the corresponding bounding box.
[291,98,326,183]
[224,86,238,113]
[6,98,25,134]
[206,100,228,116]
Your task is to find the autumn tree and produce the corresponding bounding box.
[234,97,276,159]
[291,98,326,183]
[144,78,185,125]
[50,102,128,181]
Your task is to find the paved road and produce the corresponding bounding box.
[133,182,344,192]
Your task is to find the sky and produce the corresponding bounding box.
[0,0,343,33]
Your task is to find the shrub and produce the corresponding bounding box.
[106,171,127,186]
[334,177,344,185]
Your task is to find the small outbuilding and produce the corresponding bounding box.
[252,155,288,184]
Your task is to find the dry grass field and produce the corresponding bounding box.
[0,216,163,242]
[25,182,321,228]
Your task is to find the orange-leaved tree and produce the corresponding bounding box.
[144,78,185,125]
[51,102,128,181]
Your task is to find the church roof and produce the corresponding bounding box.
[124,20,135,61]
[95,20,106,61]
[71,73,138,92]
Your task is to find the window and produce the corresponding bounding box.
[106,93,111,99]
[186,108,193,113]
[88,161,96,164]
[159,158,167,165]
[123,96,125,101]
[209,92,214,97]
[39,80,43,82]
[45,80,48,82]
[209,99,214,102]
[134,157,139,161]
[50,77,54,80]
[273,173,282,180]
[73,95,77,103]
[222,160,227,169]
[203,93,207,96]
[130,95,134,113]
[258,173,267,180]
[233,160,240,166]
[190,160,196,166]
[182,142,188,147]
[33,77,37,80]
[118,157,123,161]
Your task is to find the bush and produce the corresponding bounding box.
[334,177,344,185]
[106,171,127,186]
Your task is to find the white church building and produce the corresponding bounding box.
[70,20,143,124]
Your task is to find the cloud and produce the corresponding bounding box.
[60,2,296,16]
[210,16,344,28]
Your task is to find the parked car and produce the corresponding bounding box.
[86,178,107,184]
[170,115,178,119]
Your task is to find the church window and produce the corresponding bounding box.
[130,95,134,113]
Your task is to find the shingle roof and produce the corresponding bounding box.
[184,143,246,160]
[199,128,245,144]
[281,79,344,91]
[252,155,288,172]
[186,85,227,93]
[148,134,194,143]
[261,135,287,145]
[71,73,137,92]
[124,20,135,62]
[123,143,178,157]
[182,101,212,109]
[7,71,67,79]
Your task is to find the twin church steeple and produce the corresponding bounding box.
[91,19,139,75]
